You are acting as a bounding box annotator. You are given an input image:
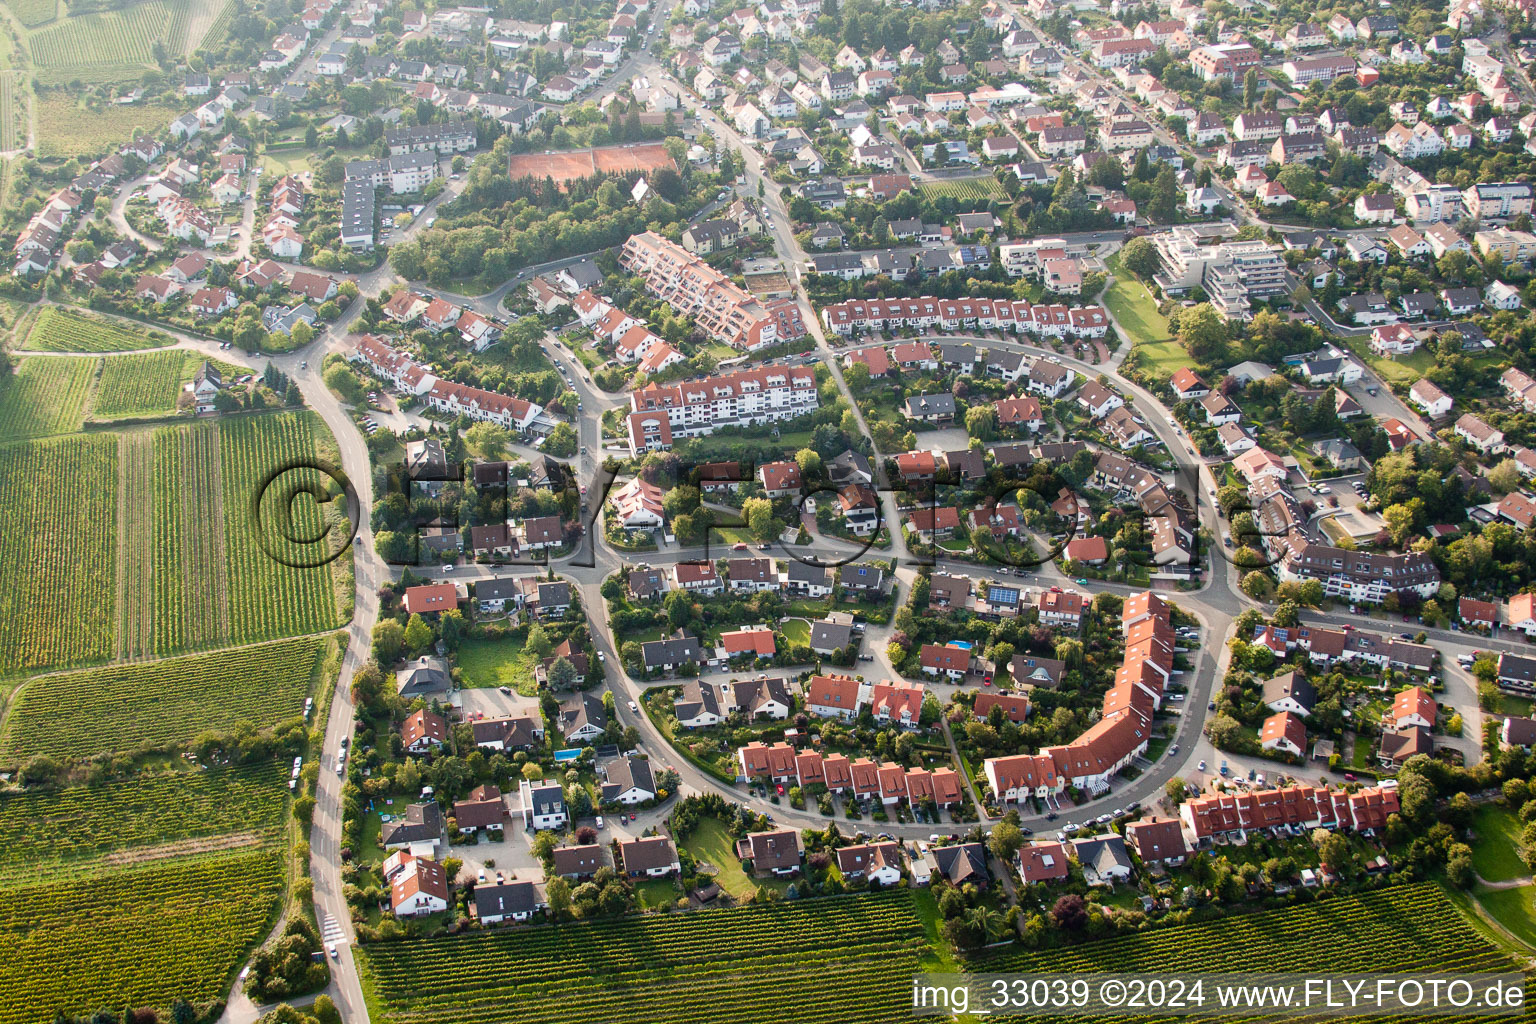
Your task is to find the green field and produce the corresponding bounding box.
[0,433,117,674]
[456,632,540,694]
[2,0,56,26]
[1104,253,1180,370]
[27,0,194,84]
[218,413,347,645]
[0,850,284,1024]
[918,176,1006,201]
[0,355,94,437]
[21,306,169,352]
[1472,804,1528,884]
[33,94,184,159]
[355,891,930,1024]
[1472,884,1536,948]
[0,634,328,762]
[0,760,289,887]
[91,350,189,419]
[678,817,758,898]
[979,884,1514,1012]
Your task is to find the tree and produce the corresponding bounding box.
[527,623,553,659]
[323,363,366,404]
[964,404,997,441]
[544,422,578,457]
[1313,828,1351,872]
[1243,67,1258,108]
[1176,303,1227,363]
[1165,777,1188,805]
[1051,893,1088,930]
[372,619,406,663]
[1382,502,1417,546]
[1241,570,1275,600]
[548,655,578,689]
[522,762,545,783]
[742,496,779,543]
[989,820,1024,861]
[403,613,434,653]
[1489,458,1522,494]
[1118,236,1160,280]
[794,448,822,479]
[966,904,1004,944]
[546,876,572,918]
[465,422,512,459]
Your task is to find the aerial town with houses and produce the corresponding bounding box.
[9,0,1536,1018]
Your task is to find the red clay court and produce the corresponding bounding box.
[508,142,676,185]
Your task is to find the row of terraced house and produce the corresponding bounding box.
[737,741,969,810]
[819,296,1110,338]
[350,334,556,434]
[984,591,1173,803]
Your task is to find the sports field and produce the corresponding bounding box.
[508,142,675,185]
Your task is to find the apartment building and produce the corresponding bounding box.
[1278,540,1441,603]
[1463,182,1534,221]
[1153,229,1286,319]
[621,231,805,352]
[624,364,820,455]
[1189,42,1261,81]
[384,121,477,155]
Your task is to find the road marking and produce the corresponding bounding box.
[322,913,349,947]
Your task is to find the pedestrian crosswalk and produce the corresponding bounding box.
[322,913,348,947]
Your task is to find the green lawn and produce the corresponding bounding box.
[634,877,681,909]
[1104,252,1177,360]
[1472,805,1527,883]
[455,632,540,694]
[1341,339,1435,385]
[262,150,312,175]
[780,619,810,645]
[1498,693,1535,716]
[1473,885,1536,949]
[910,888,963,971]
[679,817,756,899]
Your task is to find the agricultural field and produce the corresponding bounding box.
[34,93,182,159]
[90,349,189,419]
[980,884,1516,1021]
[355,891,930,1024]
[27,0,193,84]
[918,176,1006,201]
[0,354,93,437]
[0,849,284,1024]
[21,305,169,352]
[219,413,347,644]
[0,760,289,888]
[0,71,23,151]
[1,0,55,27]
[0,634,330,762]
[0,433,117,674]
[152,420,230,652]
[116,431,155,659]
